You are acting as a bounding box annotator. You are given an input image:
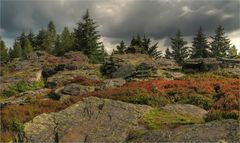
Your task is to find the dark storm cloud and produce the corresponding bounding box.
[1,0,239,50]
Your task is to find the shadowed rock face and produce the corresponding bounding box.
[23,97,151,142]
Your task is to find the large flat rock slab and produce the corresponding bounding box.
[23,97,151,142]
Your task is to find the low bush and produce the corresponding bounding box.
[205,110,239,122]
[179,94,213,110]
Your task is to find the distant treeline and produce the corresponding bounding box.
[0,10,239,65]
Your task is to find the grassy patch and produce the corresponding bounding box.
[141,109,203,130]
[0,80,44,97]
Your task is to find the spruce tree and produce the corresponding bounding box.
[10,41,22,59]
[55,27,74,56]
[191,27,210,58]
[165,48,172,59]
[23,39,33,57]
[113,40,127,54]
[73,9,105,63]
[210,25,231,58]
[36,29,51,52]
[142,35,162,58]
[18,32,27,49]
[27,31,36,49]
[0,38,9,63]
[227,45,239,58]
[47,21,57,52]
[170,30,189,65]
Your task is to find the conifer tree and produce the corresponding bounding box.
[170,30,189,65]
[113,40,127,54]
[23,39,33,57]
[210,25,231,58]
[18,32,27,49]
[47,21,57,51]
[227,45,239,58]
[0,38,9,63]
[36,29,51,52]
[10,41,22,59]
[165,48,172,59]
[27,31,36,49]
[55,27,74,56]
[73,9,105,63]
[191,27,210,58]
[142,35,162,58]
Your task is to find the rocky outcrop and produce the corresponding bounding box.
[161,104,207,119]
[101,54,159,79]
[23,97,151,142]
[127,119,240,142]
[182,58,221,72]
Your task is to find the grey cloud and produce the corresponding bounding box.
[1,0,239,49]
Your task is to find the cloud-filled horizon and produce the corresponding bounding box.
[1,0,240,53]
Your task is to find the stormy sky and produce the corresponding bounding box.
[1,0,240,53]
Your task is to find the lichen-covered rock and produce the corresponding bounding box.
[161,104,207,119]
[62,83,95,96]
[127,119,240,142]
[23,97,151,142]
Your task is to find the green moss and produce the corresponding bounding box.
[142,109,203,130]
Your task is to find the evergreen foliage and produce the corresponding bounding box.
[169,30,189,65]
[227,45,239,58]
[23,39,33,57]
[47,21,57,52]
[36,29,51,52]
[27,31,36,49]
[54,27,74,56]
[127,35,162,58]
[164,48,171,59]
[73,9,105,63]
[10,41,22,59]
[210,25,231,58]
[113,40,127,54]
[191,27,210,58]
[0,38,9,63]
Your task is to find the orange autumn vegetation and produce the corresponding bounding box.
[1,74,239,142]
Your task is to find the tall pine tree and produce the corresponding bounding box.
[47,21,57,52]
[191,27,210,58]
[0,38,9,63]
[55,27,74,56]
[18,32,27,49]
[10,41,22,59]
[36,29,51,52]
[27,31,36,49]
[74,9,105,63]
[210,25,230,58]
[169,30,189,65]
[23,39,33,57]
